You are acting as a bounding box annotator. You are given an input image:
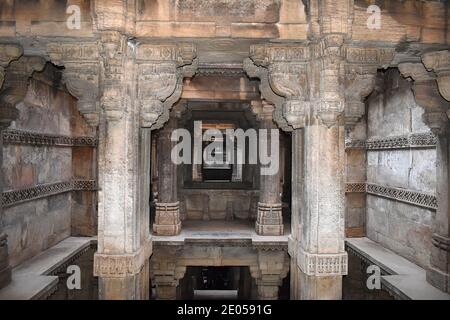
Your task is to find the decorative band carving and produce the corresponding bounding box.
[2,180,98,207]
[94,237,152,277]
[2,129,98,147]
[345,132,437,150]
[366,183,437,210]
[345,182,366,193]
[345,182,437,210]
[298,248,348,276]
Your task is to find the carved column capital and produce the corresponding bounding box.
[47,43,100,127]
[399,62,449,136]
[136,43,197,129]
[422,50,450,102]
[0,56,45,130]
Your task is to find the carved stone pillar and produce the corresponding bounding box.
[250,251,289,300]
[0,49,44,290]
[244,35,394,299]
[92,39,195,299]
[255,102,283,236]
[400,59,450,293]
[154,117,181,236]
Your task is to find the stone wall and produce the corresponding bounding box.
[2,64,96,268]
[181,189,258,220]
[365,69,435,268]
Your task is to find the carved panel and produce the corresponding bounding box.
[298,248,348,276]
[94,237,152,277]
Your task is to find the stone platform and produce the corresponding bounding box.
[346,237,450,300]
[0,237,96,300]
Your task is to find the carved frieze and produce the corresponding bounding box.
[2,129,98,147]
[47,43,100,127]
[366,183,437,210]
[2,180,97,208]
[345,132,437,150]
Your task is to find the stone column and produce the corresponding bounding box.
[153,116,181,236]
[256,102,283,236]
[400,55,450,293]
[245,33,394,298]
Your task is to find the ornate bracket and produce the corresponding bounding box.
[136,43,197,129]
[343,46,394,129]
[399,62,449,136]
[422,51,450,102]
[244,44,310,131]
[47,43,100,127]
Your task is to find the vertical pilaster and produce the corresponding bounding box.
[256,102,283,236]
[416,50,450,292]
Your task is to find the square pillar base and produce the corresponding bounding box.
[256,202,283,236]
[153,202,181,236]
